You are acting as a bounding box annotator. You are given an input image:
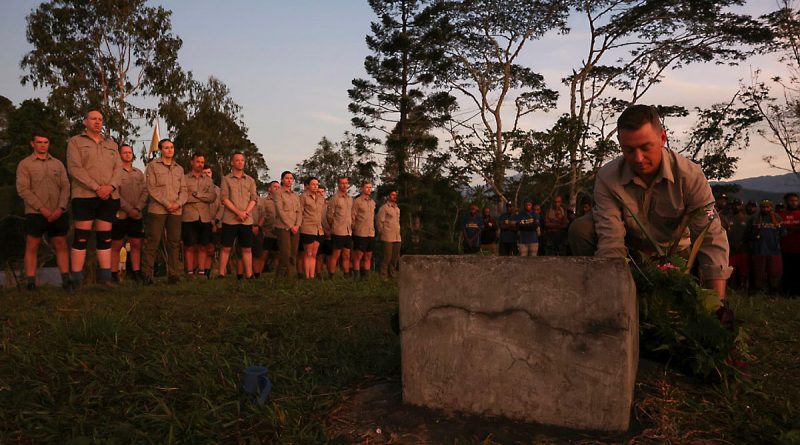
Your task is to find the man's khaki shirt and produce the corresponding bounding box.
[66,132,122,199]
[220,172,258,225]
[273,187,302,230]
[327,191,353,236]
[16,153,70,214]
[300,191,325,235]
[145,158,187,215]
[352,194,376,237]
[118,166,147,220]
[183,172,217,223]
[260,196,277,238]
[593,147,732,280]
[210,185,222,224]
[377,201,401,242]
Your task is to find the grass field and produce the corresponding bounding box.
[1,276,798,444]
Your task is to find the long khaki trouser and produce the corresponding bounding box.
[276,228,299,277]
[380,241,401,277]
[142,213,182,278]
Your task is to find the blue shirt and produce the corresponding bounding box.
[749,212,787,256]
[498,212,518,243]
[515,211,539,244]
[462,214,484,248]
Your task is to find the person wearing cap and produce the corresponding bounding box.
[568,104,731,301]
[461,204,483,254]
[722,199,750,290]
[748,199,787,294]
[515,200,540,256]
[16,132,71,291]
[778,192,800,295]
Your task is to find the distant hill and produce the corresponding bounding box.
[713,172,799,204]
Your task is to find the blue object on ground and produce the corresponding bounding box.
[242,365,273,405]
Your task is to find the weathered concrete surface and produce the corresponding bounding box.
[399,255,638,431]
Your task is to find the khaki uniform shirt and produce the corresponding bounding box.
[145,158,187,215]
[300,191,325,235]
[66,132,122,199]
[118,165,147,220]
[260,196,277,238]
[377,201,401,242]
[352,194,376,237]
[210,185,222,224]
[220,172,258,225]
[183,172,217,223]
[16,153,70,214]
[273,187,302,230]
[593,147,732,280]
[327,191,353,236]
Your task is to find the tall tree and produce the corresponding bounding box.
[349,0,456,196]
[741,0,800,176]
[21,0,185,143]
[436,0,568,204]
[295,134,377,194]
[560,0,771,204]
[171,78,269,189]
[0,99,69,186]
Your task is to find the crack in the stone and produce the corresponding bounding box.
[402,304,627,339]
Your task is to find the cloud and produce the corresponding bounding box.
[308,111,348,125]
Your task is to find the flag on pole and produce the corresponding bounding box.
[148,120,161,161]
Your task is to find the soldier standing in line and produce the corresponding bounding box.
[110,144,147,283]
[377,190,401,279]
[141,139,186,284]
[66,110,122,289]
[351,181,376,280]
[16,132,71,290]
[182,153,217,279]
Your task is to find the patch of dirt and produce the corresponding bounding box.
[325,379,639,445]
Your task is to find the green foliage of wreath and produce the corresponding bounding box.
[631,255,751,379]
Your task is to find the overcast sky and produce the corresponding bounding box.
[0,0,793,181]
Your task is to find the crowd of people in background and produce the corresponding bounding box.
[15,110,402,291]
[460,190,800,297]
[716,193,800,296]
[461,196,592,258]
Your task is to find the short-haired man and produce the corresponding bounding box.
[351,181,376,280]
[569,104,731,301]
[516,200,540,256]
[327,177,354,277]
[273,171,302,277]
[748,200,786,295]
[16,133,71,290]
[67,110,123,288]
[111,144,147,283]
[317,185,331,278]
[498,203,518,256]
[778,192,800,295]
[218,153,258,279]
[142,138,186,284]
[182,153,217,279]
[377,190,401,279]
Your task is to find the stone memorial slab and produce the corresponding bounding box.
[399,255,638,431]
